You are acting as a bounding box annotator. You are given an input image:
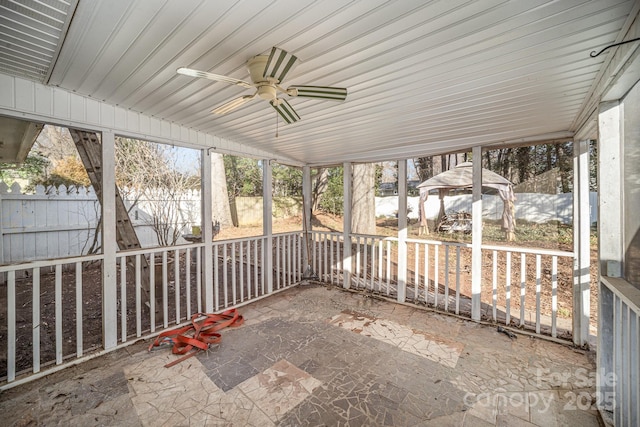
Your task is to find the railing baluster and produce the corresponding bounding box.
[520,254,526,327]
[323,233,328,283]
[254,239,259,297]
[214,245,219,311]
[378,240,383,293]
[414,243,419,301]
[232,242,237,304]
[120,257,126,342]
[239,241,244,302]
[312,232,317,274]
[355,236,361,285]
[506,251,511,325]
[247,241,252,300]
[424,244,429,304]
[386,240,391,295]
[551,256,557,338]
[289,234,293,285]
[162,251,168,328]
[135,254,141,337]
[363,237,368,289]
[276,236,281,289]
[7,270,16,382]
[535,254,541,334]
[260,238,265,294]
[370,238,376,290]
[150,253,156,332]
[175,249,180,324]
[185,249,191,318]
[223,244,228,308]
[492,250,497,322]
[298,233,303,282]
[34,267,41,371]
[55,264,62,365]
[75,263,83,356]
[444,245,449,312]
[434,245,439,308]
[331,234,336,285]
[455,246,460,315]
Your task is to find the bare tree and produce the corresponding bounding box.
[351,163,376,234]
[311,168,330,212]
[115,138,200,246]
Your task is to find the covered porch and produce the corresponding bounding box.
[0,1,639,425]
[0,284,600,426]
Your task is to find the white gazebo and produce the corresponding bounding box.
[417,162,517,240]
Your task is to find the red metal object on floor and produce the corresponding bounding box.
[147,309,244,368]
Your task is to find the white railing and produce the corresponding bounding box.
[273,232,303,290]
[480,245,574,338]
[1,254,104,383]
[1,232,305,388]
[351,234,397,296]
[310,231,343,285]
[115,243,205,342]
[315,233,575,339]
[600,276,640,426]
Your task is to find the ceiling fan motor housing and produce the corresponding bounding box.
[247,55,277,100]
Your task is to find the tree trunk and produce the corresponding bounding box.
[312,168,329,212]
[210,153,233,227]
[351,163,376,234]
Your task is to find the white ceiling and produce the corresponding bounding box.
[1,0,639,166]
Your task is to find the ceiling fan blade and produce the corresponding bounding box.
[211,94,256,115]
[263,47,298,82]
[287,85,347,101]
[177,67,254,89]
[270,98,300,124]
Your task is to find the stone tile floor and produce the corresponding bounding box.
[0,284,601,426]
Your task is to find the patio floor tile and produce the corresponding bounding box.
[0,283,601,426]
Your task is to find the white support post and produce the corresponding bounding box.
[263,159,273,293]
[397,160,407,303]
[202,149,214,312]
[573,139,591,347]
[101,130,117,350]
[302,166,312,274]
[597,101,622,412]
[343,162,352,289]
[471,146,483,321]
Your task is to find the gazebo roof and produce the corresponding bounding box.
[417,162,513,194]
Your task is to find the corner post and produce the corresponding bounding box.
[573,139,591,346]
[263,159,273,293]
[202,149,214,312]
[101,130,117,350]
[302,166,312,273]
[343,162,352,288]
[397,160,408,302]
[471,146,483,321]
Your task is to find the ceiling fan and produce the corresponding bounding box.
[177,47,347,124]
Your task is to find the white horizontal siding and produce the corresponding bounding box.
[0,74,293,163]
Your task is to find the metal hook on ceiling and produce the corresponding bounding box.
[590,37,640,58]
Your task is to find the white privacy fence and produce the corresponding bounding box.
[0,183,201,264]
[0,185,596,265]
[376,192,598,224]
